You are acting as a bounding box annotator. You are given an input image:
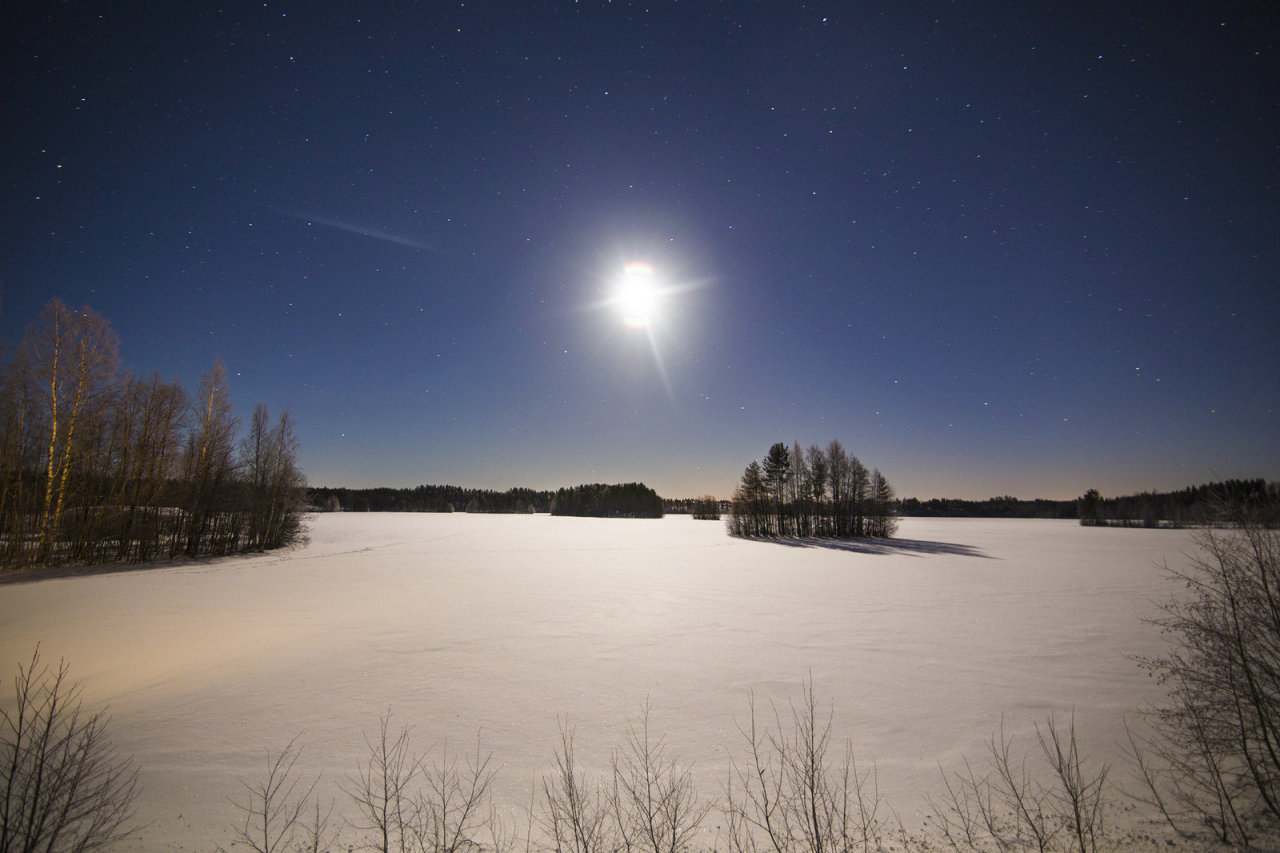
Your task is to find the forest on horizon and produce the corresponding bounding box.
[310,479,1279,527]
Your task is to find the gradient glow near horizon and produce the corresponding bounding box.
[1,3,1276,500]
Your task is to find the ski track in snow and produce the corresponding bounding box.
[0,514,1194,850]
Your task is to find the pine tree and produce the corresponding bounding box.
[763,443,790,536]
[730,460,767,536]
[868,469,898,538]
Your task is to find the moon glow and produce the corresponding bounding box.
[617,262,658,328]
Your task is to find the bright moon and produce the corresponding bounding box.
[617,262,659,328]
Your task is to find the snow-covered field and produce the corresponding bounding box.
[0,514,1194,850]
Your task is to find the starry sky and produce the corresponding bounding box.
[3,1,1277,501]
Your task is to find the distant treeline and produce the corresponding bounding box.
[550,482,664,518]
[898,496,1078,519]
[897,479,1280,526]
[1077,479,1279,527]
[309,481,666,517]
[1,299,306,569]
[664,497,727,518]
[309,484,553,513]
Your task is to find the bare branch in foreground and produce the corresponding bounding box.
[227,735,318,853]
[1,646,140,853]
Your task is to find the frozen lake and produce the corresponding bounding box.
[0,514,1194,849]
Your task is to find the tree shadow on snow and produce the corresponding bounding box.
[0,555,237,586]
[756,536,993,558]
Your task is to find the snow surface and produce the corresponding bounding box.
[0,514,1194,850]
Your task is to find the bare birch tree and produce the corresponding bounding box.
[112,373,188,561]
[22,300,119,564]
[825,440,851,538]
[805,445,828,536]
[181,361,240,556]
[242,405,305,551]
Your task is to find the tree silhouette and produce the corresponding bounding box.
[729,440,896,540]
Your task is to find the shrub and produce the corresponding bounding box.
[1130,507,1280,845]
[0,648,139,852]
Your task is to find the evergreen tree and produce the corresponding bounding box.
[868,469,898,538]
[763,443,790,536]
[1077,488,1102,525]
[729,460,766,536]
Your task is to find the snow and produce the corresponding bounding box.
[0,514,1193,849]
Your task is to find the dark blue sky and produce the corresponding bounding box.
[4,2,1277,500]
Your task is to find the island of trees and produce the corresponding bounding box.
[0,299,306,570]
[728,440,896,538]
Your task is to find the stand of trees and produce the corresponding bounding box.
[728,440,896,539]
[308,484,553,513]
[0,299,306,570]
[549,482,664,518]
[690,496,721,520]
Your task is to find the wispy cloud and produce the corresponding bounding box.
[280,210,444,253]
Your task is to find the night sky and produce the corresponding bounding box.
[4,2,1277,500]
